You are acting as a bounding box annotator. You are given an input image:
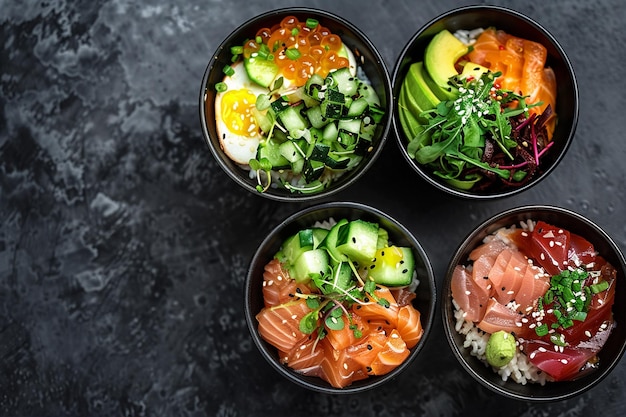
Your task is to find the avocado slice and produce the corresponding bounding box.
[420,59,458,101]
[403,61,441,111]
[424,29,469,90]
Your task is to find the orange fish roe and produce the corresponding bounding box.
[247,16,351,86]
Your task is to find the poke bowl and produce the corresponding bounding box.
[244,201,436,393]
[392,5,578,199]
[200,8,393,201]
[442,205,626,401]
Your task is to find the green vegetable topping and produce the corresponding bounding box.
[404,70,547,191]
[535,268,610,344]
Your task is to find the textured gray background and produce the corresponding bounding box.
[1,0,625,416]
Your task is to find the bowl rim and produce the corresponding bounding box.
[441,204,626,401]
[391,4,579,200]
[199,7,393,202]
[243,200,437,393]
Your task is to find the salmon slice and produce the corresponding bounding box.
[513,262,550,314]
[280,335,325,377]
[347,330,388,369]
[451,265,489,322]
[352,286,400,327]
[325,311,370,352]
[262,258,315,307]
[396,304,423,349]
[486,248,513,298]
[476,297,523,334]
[319,337,368,388]
[368,329,410,376]
[492,248,528,305]
[465,28,557,139]
[256,299,312,353]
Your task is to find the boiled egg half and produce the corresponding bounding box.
[215,61,267,165]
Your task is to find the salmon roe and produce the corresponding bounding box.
[248,16,351,86]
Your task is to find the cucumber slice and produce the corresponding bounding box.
[282,230,314,265]
[335,219,380,265]
[293,248,329,283]
[366,246,415,286]
[318,219,349,264]
[257,139,290,169]
[243,57,279,88]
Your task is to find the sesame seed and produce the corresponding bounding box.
[560,359,569,365]
[465,290,471,295]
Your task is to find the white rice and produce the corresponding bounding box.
[452,219,552,386]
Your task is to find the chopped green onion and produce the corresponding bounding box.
[291,28,299,36]
[255,35,262,44]
[230,45,243,55]
[306,18,319,29]
[550,333,567,347]
[215,82,228,92]
[590,281,609,293]
[285,48,301,60]
[535,323,549,337]
[223,65,235,76]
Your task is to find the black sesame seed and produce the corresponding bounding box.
[366,366,372,372]
[364,297,370,302]
[296,288,302,294]
[367,344,372,350]
[370,265,376,269]
[402,269,408,274]
[352,237,357,244]
[501,287,506,291]
[288,293,294,297]
[381,251,385,256]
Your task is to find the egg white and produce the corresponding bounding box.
[215,61,267,165]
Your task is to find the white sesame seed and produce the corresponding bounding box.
[561,359,569,364]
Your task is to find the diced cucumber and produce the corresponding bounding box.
[312,227,329,248]
[252,107,274,134]
[293,248,329,283]
[338,118,361,134]
[322,122,339,142]
[279,103,309,133]
[305,73,326,101]
[243,56,279,88]
[354,135,372,156]
[281,229,314,265]
[376,227,389,249]
[324,153,350,170]
[306,105,330,129]
[335,219,380,265]
[292,158,305,174]
[279,140,305,163]
[257,139,290,169]
[357,82,381,106]
[328,67,358,96]
[308,142,330,162]
[269,96,290,117]
[318,219,349,264]
[347,97,369,118]
[303,159,325,182]
[366,246,415,286]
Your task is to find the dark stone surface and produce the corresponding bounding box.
[1,0,625,416]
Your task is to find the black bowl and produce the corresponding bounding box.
[244,201,436,393]
[392,5,578,199]
[200,8,392,202]
[442,205,626,401]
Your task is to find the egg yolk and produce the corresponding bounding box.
[220,89,259,137]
